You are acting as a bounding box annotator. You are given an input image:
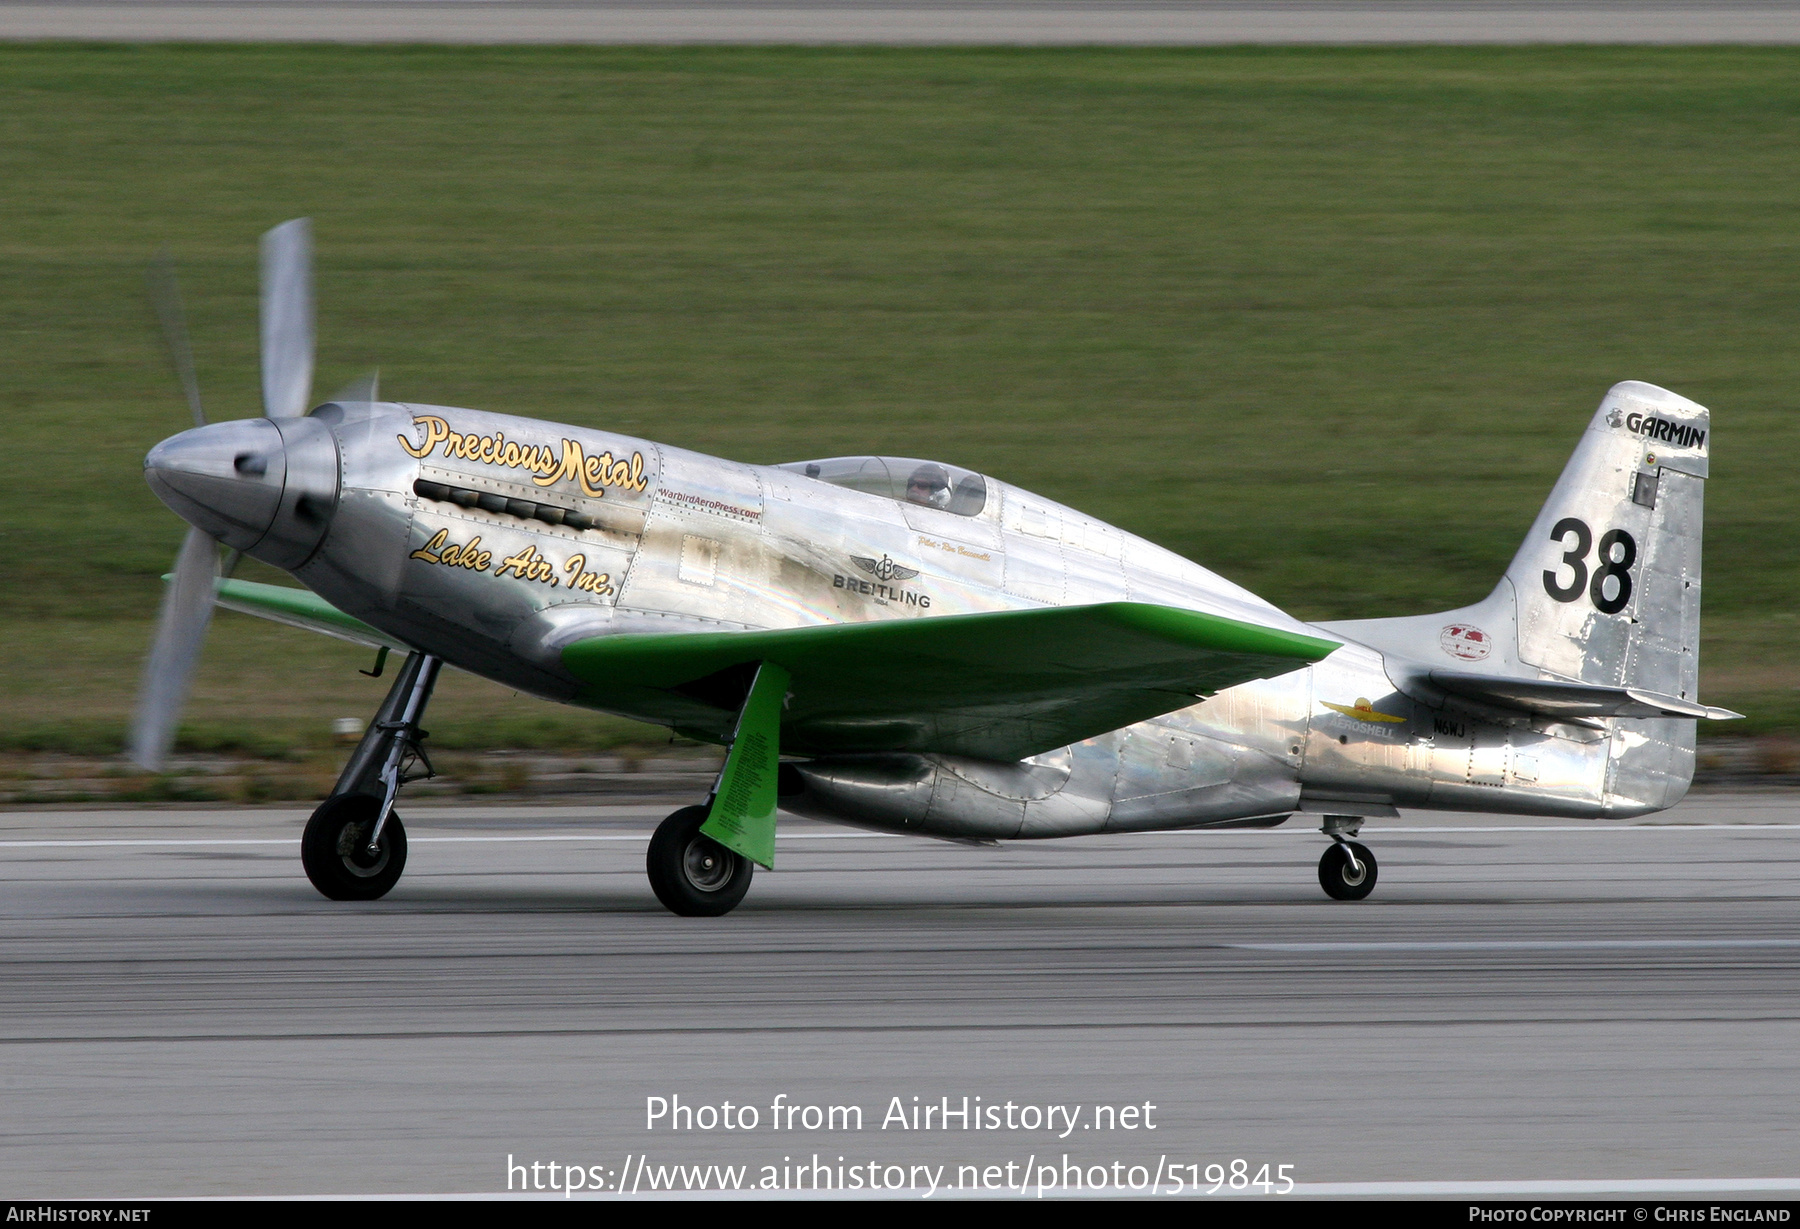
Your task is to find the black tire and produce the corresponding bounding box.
[646,805,753,917]
[1318,840,1378,901]
[302,794,408,901]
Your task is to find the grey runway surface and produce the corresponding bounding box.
[3,793,1799,1198]
[8,1,1800,44]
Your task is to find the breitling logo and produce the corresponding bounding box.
[852,554,919,582]
[835,553,931,607]
[1321,698,1406,724]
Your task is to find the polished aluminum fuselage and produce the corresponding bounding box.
[273,402,1683,841]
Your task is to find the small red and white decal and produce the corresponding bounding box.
[1439,624,1492,661]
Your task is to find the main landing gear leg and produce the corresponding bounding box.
[301,651,441,902]
[1317,814,1378,901]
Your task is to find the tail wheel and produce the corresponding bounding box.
[1318,840,1378,901]
[302,794,408,901]
[647,805,753,917]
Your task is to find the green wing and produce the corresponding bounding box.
[198,581,1336,762]
[563,603,1337,761]
[211,577,410,652]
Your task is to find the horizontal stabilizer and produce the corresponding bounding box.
[563,602,1339,761]
[1430,670,1743,722]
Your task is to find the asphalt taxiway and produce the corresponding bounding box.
[2,793,1797,1197]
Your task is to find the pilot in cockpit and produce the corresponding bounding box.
[905,463,952,510]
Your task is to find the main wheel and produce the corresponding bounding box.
[1318,840,1378,901]
[302,794,408,901]
[646,805,753,917]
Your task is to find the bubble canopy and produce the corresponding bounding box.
[779,456,988,518]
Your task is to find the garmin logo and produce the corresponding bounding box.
[1617,410,1706,451]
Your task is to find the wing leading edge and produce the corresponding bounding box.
[210,577,410,652]
[562,602,1340,762]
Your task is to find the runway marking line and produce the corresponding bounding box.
[1295,1177,1800,1196]
[1236,938,1800,953]
[2,821,1798,849]
[0,822,1795,848]
[140,1175,1800,1200]
[0,834,884,848]
[1363,824,1800,833]
[12,1010,1800,1048]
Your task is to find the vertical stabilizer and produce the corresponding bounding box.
[1318,381,1714,815]
[1504,380,1708,699]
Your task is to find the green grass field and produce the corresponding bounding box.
[3,44,1798,752]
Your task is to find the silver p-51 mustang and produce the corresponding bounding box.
[132,221,1739,914]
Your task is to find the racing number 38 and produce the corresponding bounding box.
[1543,517,1637,614]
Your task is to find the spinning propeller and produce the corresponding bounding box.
[129,219,316,771]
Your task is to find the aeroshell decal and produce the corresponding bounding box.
[1439,624,1493,661]
[1320,698,1406,724]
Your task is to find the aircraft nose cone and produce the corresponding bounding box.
[145,419,288,551]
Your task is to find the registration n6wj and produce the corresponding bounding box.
[131,220,1739,914]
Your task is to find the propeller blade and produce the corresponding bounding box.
[147,249,206,428]
[259,217,314,418]
[128,526,220,772]
[328,368,379,406]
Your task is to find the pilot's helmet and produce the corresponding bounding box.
[905,463,951,510]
